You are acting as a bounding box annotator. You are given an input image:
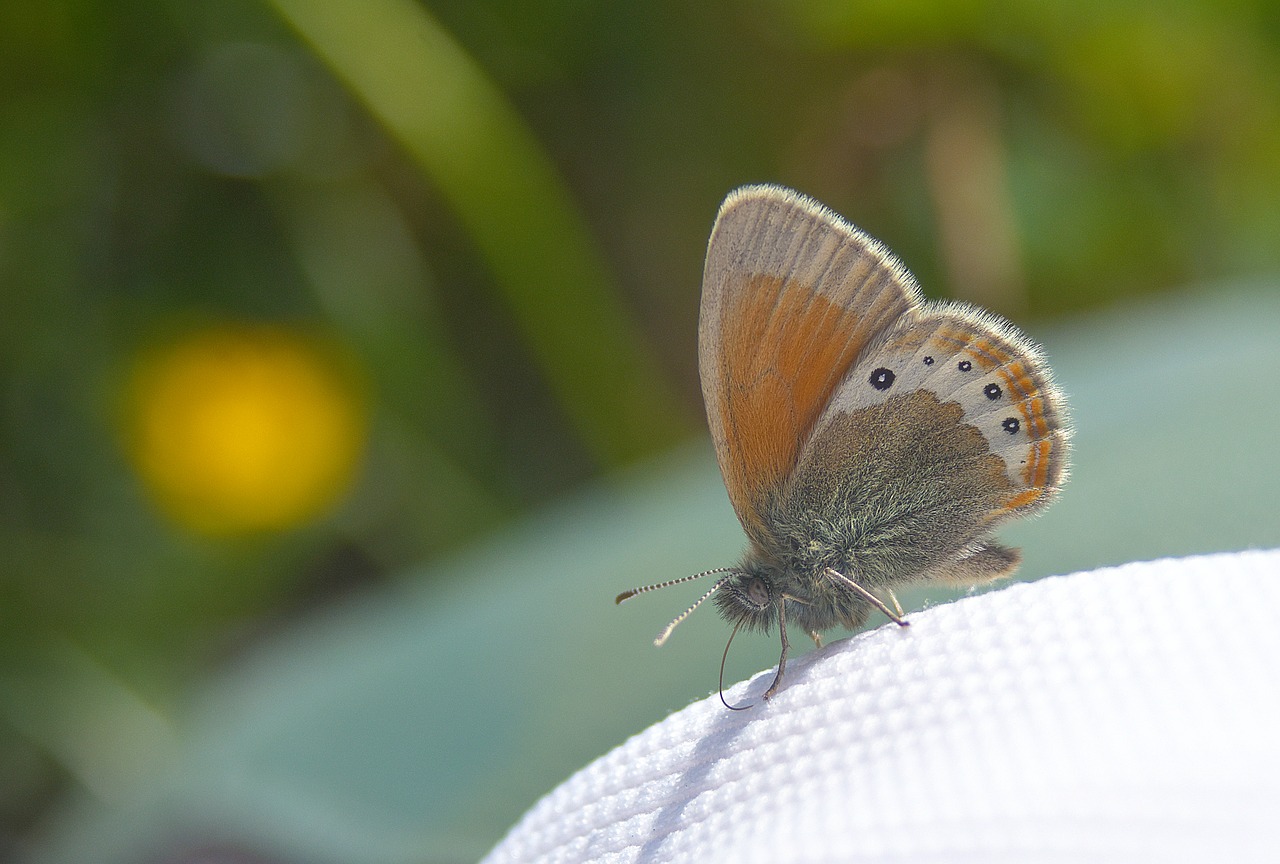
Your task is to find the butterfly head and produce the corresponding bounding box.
[711,557,783,633]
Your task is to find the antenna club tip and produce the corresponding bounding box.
[615,591,634,605]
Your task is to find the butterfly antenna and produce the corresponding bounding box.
[615,567,737,605]
[719,620,752,711]
[651,574,734,646]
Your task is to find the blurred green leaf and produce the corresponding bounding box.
[269,0,689,465]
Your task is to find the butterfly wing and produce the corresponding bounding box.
[819,304,1069,515]
[796,302,1070,584]
[699,185,923,544]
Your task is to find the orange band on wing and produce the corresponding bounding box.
[996,361,1034,398]
[965,337,1014,371]
[1023,438,1052,487]
[930,326,1016,373]
[716,273,897,532]
[931,324,971,353]
[996,438,1054,516]
[1002,486,1044,511]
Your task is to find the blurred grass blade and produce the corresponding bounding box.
[268,0,688,464]
[0,640,178,802]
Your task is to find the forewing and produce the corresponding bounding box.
[699,185,922,542]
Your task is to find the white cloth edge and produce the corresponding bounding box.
[484,550,1280,863]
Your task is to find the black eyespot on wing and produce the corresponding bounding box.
[869,368,895,391]
[984,383,1002,400]
[923,356,934,366]
[1002,417,1020,434]
[958,360,973,372]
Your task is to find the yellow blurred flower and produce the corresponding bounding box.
[127,325,367,535]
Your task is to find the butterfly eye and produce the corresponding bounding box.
[745,577,770,608]
[1002,417,1020,434]
[984,383,1002,400]
[869,368,895,391]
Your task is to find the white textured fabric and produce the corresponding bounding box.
[484,550,1280,863]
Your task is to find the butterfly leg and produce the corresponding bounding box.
[885,589,905,619]
[778,593,823,648]
[824,568,910,627]
[761,600,791,700]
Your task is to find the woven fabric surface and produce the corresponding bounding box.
[483,550,1280,863]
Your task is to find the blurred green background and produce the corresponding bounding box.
[4,0,1280,861]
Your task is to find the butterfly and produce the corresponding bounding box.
[618,185,1069,704]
